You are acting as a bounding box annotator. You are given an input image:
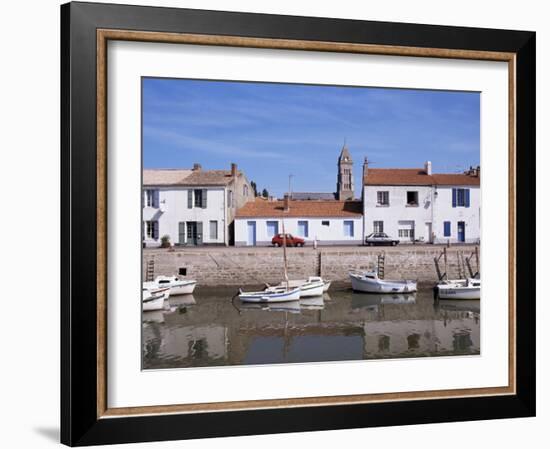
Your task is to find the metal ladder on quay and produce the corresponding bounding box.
[145,258,155,282]
[377,252,385,279]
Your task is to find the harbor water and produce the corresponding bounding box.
[142,285,480,369]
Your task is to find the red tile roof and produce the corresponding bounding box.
[236,199,363,218]
[364,168,480,186]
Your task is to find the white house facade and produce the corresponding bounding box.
[142,164,253,247]
[234,196,363,246]
[362,161,480,244]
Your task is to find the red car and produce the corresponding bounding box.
[271,233,305,247]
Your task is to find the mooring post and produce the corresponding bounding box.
[443,247,448,280]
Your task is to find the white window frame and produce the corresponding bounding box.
[373,221,384,233]
[377,191,389,206]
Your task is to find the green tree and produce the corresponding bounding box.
[262,188,269,198]
[250,180,258,197]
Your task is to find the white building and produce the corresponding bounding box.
[142,163,253,247]
[362,160,480,244]
[234,195,363,246]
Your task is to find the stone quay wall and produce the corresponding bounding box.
[143,244,479,287]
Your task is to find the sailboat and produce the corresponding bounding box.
[239,219,301,303]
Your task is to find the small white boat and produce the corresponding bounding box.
[307,276,331,292]
[268,276,330,297]
[238,286,302,303]
[142,284,171,301]
[152,275,197,295]
[142,282,170,301]
[437,278,480,300]
[349,271,417,294]
[142,290,166,311]
[240,219,302,304]
[266,278,325,298]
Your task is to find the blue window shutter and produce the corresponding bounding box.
[187,190,193,209]
[201,189,207,208]
[452,188,457,208]
[444,221,451,237]
[465,189,470,208]
[153,221,159,240]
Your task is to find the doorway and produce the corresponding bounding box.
[247,221,256,246]
[186,221,203,245]
[425,222,433,243]
[457,221,465,242]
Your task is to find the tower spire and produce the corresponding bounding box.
[337,143,354,200]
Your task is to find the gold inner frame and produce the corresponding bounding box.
[96,29,517,419]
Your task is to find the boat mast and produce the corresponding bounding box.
[282,219,289,290]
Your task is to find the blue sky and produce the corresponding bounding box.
[143,78,479,198]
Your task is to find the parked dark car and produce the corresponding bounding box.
[365,232,399,246]
[272,233,305,247]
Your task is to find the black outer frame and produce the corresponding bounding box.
[60,1,536,446]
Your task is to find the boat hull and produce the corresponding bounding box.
[168,281,197,295]
[239,287,301,303]
[270,279,326,297]
[350,273,417,294]
[143,295,165,311]
[437,286,480,300]
[298,281,325,297]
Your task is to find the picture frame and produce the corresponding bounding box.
[60,1,535,446]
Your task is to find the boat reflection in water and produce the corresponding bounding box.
[238,300,302,314]
[142,286,480,369]
[351,292,416,310]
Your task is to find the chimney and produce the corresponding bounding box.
[231,163,237,178]
[424,161,432,176]
[192,163,202,171]
[283,194,290,212]
[363,157,369,180]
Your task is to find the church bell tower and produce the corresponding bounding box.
[337,144,354,200]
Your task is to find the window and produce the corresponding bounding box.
[297,220,309,237]
[398,220,415,240]
[398,229,414,239]
[344,220,354,237]
[452,188,470,208]
[194,189,203,207]
[443,221,451,237]
[227,190,233,208]
[377,191,389,206]
[243,185,248,196]
[266,221,279,237]
[209,221,218,240]
[373,221,384,233]
[145,189,158,208]
[145,220,159,239]
[406,191,419,206]
[321,220,330,226]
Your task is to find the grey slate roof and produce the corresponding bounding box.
[291,192,337,200]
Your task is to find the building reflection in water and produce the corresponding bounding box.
[142,287,480,369]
